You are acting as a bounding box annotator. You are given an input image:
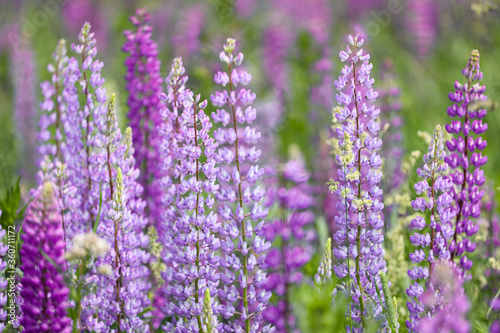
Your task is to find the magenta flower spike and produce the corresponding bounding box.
[211,38,273,333]
[123,8,164,228]
[20,182,72,333]
[445,50,487,271]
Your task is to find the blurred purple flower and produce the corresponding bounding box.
[12,45,38,183]
[406,0,439,59]
[262,159,315,332]
[418,261,470,333]
[172,5,205,59]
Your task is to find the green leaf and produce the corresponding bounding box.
[474,319,489,333]
[0,177,27,229]
[93,182,103,233]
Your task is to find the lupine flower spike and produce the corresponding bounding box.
[157,57,189,326]
[331,34,388,330]
[211,38,272,333]
[171,93,221,331]
[65,22,108,232]
[123,8,164,227]
[445,49,487,272]
[20,182,72,332]
[406,125,456,331]
[82,95,151,332]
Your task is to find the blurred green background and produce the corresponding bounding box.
[0,0,499,194]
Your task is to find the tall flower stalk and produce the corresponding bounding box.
[63,22,108,232]
[81,95,151,332]
[406,125,456,331]
[123,8,164,227]
[445,49,487,271]
[157,57,189,327]
[330,34,387,330]
[211,38,272,332]
[171,92,221,331]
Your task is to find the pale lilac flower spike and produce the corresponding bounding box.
[211,38,273,333]
[331,33,388,330]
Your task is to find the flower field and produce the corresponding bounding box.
[0,0,500,332]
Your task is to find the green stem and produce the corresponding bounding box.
[228,64,249,332]
[352,48,367,331]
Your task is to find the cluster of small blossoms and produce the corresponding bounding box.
[83,96,151,332]
[406,125,456,332]
[445,49,487,272]
[123,8,164,226]
[38,39,68,163]
[20,182,72,333]
[171,92,222,331]
[64,231,110,262]
[211,38,272,332]
[157,57,189,325]
[261,159,315,332]
[331,34,387,330]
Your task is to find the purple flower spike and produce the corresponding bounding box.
[38,39,68,164]
[123,8,164,228]
[331,33,388,330]
[171,93,221,330]
[82,96,151,332]
[20,182,72,333]
[211,38,273,333]
[64,22,108,233]
[406,125,456,332]
[157,57,189,328]
[445,50,487,272]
